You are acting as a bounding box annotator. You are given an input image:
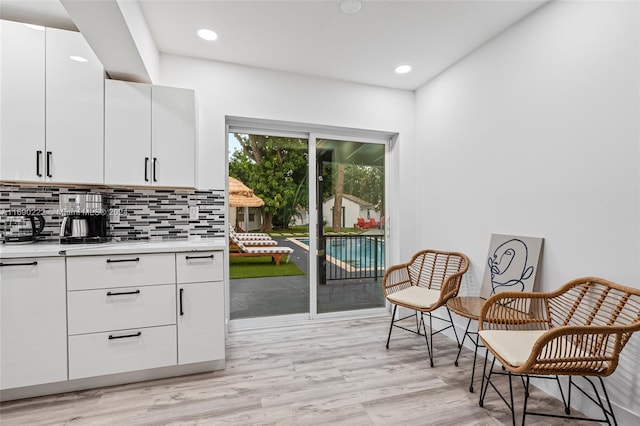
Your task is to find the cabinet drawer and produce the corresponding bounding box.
[176,251,222,283]
[68,325,176,380]
[68,284,176,335]
[67,253,175,290]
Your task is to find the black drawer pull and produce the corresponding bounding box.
[108,331,142,340]
[106,290,141,296]
[36,150,42,177]
[185,254,214,260]
[144,157,149,182]
[179,288,184,316]
[46,151,52,178]
[106,257,140,264]
[152,157,157,182]
[0,261,38,267]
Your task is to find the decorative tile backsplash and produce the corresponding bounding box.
[0,183,225,242]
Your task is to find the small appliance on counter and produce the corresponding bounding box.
[59,193,110,244]
[2,213,46,244]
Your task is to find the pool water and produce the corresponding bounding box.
[297,237,385,269]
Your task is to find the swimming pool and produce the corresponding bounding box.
[296,236,385,269]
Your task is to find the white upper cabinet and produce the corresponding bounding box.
[105,81,196,188]
[104,80,152,186]
[0,20,46,182]
[151,85,196,188]
[45,27,104,184]
[0,21,104,184]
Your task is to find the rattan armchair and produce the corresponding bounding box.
[478,277,640,425]
[383,249,469,367]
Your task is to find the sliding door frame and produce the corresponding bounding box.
[226,117,396,330]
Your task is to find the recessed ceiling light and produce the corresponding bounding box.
[24,24,45,31]
[395,65,412,74]
[70,56,88,63]
[340,0,362,14]
[197,28,218,41]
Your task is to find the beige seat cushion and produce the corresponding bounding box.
[479,330,548,367]
[386,286,441,309]
[480,329,610,371]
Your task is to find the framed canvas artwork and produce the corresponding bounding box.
[480,233,544,298]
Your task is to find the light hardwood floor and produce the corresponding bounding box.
[0,316,594,425]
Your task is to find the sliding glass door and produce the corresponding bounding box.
[228,132,310,320]
[315,137,386,314]
[227,126,388,324]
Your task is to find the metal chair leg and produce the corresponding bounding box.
[422,312,434,367]
[479,349,493,407]
[469,330,480,393]
[522,375,530,426]
[598,377,618,426]
[385,304,397,349]
[446,307,460,347]
[454,318,471,367]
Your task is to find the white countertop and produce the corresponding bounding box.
[0,239,227,259]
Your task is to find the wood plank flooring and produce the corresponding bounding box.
[0,316,594,425]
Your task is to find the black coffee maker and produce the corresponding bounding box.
[59,193,110,244]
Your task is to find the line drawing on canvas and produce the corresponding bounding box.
[487,238,534,295]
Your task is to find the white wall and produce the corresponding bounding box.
[158,55,416,262]
[415,0,639,421]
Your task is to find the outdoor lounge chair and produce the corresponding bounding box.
[229,226,272,240]
[229,233,293,266]
[383,249,470,367]
[356,217,370,229]
[478,277,640,425]
[229,228,276,245]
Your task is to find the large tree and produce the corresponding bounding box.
[331,164,345,232]
[229,134,308,231]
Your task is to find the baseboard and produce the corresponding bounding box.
[0,360,225,402]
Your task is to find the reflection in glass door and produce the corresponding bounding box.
[315,138,386,314]
[228,132,309,320]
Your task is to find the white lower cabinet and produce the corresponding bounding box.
[1,248,224,398]
[176,252,225,365]
[65,249,225,382]
[69,326,177,380]
[178,281,225,365]
[0,257,67,389]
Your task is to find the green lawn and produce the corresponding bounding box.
[229,256,305,279]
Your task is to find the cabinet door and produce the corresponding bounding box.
[177,281,225,365]
[0,20,45,182]
[45,27,104,184]
[0,257,67,389]
[151,85,195,188]
[104,80,152,186]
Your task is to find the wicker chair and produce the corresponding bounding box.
[383,249,469,367]
[478,277,640,425]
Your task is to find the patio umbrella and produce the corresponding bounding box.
[229,176,264,232]
[229,176,264,207]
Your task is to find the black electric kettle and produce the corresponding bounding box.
[2,214,46,243]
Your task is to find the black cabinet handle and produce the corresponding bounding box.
[152,157,157,182]
[179,288,184,316]
[108,331,142,340]
[106,289,141,296]
[144,157,149,182]
[0,261,38,267]
[185,254,214,260]
[36,150,42,177]
[106,257,140,263]
[46,151,52,177]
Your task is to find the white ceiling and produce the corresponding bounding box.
[0,0,548,90]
